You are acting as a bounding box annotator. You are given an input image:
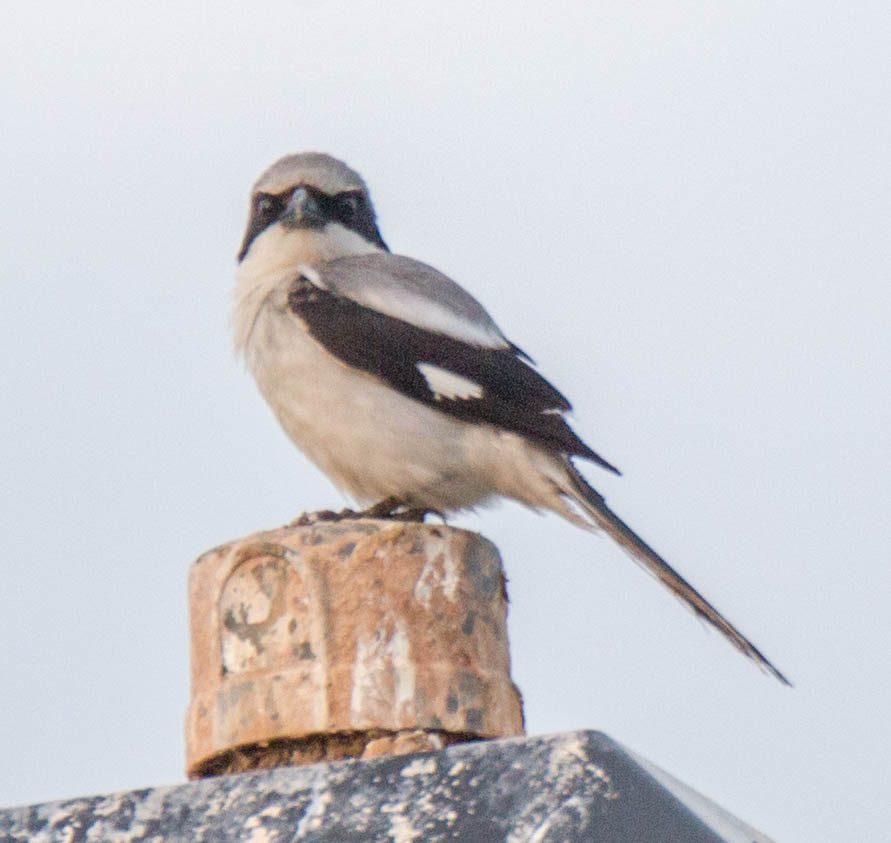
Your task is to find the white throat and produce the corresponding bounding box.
[232,223,383,355]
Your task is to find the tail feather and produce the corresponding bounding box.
[564,463,791,686]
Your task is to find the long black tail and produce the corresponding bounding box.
[565,463,791,686]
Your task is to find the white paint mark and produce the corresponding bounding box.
[380,801,425,843]
[504,733,618,843]
[391,624,416,713]
[441,548,459,601]
[401,757,437,777]
[390,819,422,842]
[244,826,274,843]
[350,622,416,721]
[412,533,459,608]
[295,788,332,838]
[417,363,484,401]
[525,795,589,843]
[413,559,434,607]
[448,761,467,776]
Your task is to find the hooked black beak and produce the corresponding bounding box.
[282,186,326,228]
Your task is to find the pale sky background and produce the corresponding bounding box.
[2,2,889,840]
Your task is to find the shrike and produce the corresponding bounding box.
[234,152,789,685]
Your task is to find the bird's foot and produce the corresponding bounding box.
[288,507,362,527]
[289,498,446,527]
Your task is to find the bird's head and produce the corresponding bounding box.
[237,152,388,268]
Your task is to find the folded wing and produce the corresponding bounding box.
[288,255,619,473]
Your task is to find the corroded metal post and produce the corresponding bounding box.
[185,519,524,778]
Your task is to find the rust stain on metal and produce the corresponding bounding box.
[185,519,524,778]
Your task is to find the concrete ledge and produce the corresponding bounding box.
[0,730,772,842]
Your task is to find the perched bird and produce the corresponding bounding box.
[233,152,789,685]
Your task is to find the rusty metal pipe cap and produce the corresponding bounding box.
[185,519,524,777]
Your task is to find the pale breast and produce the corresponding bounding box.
[243,297,500,508]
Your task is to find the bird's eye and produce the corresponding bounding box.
[337,193,361,222]
[255,194,280,221]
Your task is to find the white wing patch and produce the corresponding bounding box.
[362,290,508,349]
[417,363,484,401]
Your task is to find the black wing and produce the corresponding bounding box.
[288,274,619,474]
